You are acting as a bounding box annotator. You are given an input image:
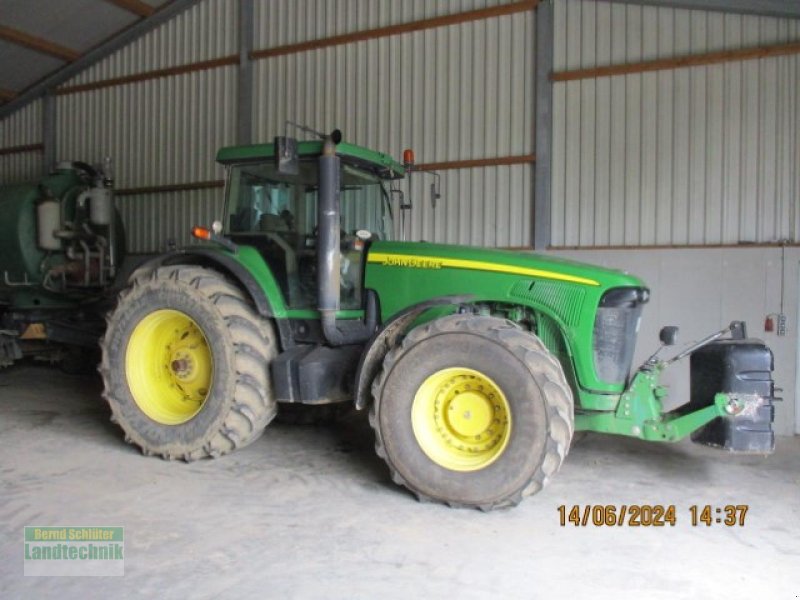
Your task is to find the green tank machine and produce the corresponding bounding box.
[99,128,776,510]
[0,160,125,369]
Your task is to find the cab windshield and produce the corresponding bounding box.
[224,159,394,309]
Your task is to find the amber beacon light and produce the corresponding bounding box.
[191,226,212,241]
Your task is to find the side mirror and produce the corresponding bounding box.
[659,326,679,346]
[431,180,442,207]
[274,136,299,175]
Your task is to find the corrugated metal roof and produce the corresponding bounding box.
[0,0,168,103]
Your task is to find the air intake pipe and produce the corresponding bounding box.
[317,131,378,346]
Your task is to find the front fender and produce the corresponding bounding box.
[353,295,472,410]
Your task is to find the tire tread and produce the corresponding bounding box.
[100,265,277,461]
[370,314,574,511]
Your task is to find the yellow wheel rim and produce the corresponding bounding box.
[125,309,213,425]
[411,367,512,472]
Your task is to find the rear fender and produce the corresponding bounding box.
[127,250,295,349]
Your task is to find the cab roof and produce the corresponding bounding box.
[216,140,405,180]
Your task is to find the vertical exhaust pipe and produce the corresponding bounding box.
[317,134,341,327]
[317,131,378,346]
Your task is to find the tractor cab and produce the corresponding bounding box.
[217,138,404,311]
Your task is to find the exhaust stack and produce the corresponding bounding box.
[317,131,378,345]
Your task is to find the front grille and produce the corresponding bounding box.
[509,280,585,326]
[592,288,647,384]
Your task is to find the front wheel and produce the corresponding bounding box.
[370,314,574,510]
[100,265,277,461]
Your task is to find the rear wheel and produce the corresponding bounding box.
[100,265,277,460]
[370,314,573,510]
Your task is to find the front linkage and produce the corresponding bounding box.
[576,321,776,453]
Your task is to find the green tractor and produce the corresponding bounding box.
[101,131,776,510]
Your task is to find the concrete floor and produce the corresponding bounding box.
[1,364,798,599]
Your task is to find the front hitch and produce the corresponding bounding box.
[575,325,775,454]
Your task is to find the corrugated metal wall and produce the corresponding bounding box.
[253,0,534,246]
[401,166,531,246]
[0,0,535,252]
[56,0,239,253]
[120,188,223,253]
[65,0,239,86]
[57,69,237,188]
[5,0,800,251]
[0,100,42,183]
[551,0,800,247]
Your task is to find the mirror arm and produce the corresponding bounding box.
[664,324,733,366]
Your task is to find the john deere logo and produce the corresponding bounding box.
[24,526,124,576]
[375,255,443,270]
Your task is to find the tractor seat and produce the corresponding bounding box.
[259,213,289,232]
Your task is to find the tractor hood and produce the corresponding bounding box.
[365,240,649,396]
[366,241,646,291]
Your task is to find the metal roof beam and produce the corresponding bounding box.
[0,25,80,61]
[42,92,56,176]
[101,0,157,18]
[237,0,254,145]
[533,0,554,250]
[594,0,800,19]
[0,0,202,120]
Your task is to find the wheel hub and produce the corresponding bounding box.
[447,391,494,437]
[412,367,511,472]
[125,309,213,425]
[171,358,190,374]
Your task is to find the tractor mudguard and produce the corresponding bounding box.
[128,250,295,350]
[130,250,276,318]
[353,294,473,410]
